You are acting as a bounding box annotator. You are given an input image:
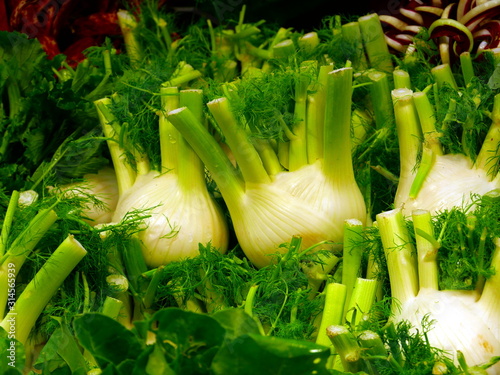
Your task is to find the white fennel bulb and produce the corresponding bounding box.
[112,171,228,268]
[52,167,119,225]
[95,88,229,268]
[222,180,340,268]
[391,87,500,217]
[273,160,366,246]
[395,288,500,371]
[376,208,500,373]
[168,66,367,269]
[398,154,500,215]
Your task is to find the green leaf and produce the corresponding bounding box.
[488,64,500,90]
[151,308,225,374]
[132,343,176,375]
[73,313,143,367]
[0,329,24,374]
[33,319,88,375]
[211,333,331,375]
[211,308,261,340]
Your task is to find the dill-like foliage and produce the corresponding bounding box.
[434,193,500,290]
[155,243,254,309]
[154,240,326,341]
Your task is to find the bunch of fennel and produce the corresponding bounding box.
[95,87,229,268]
[390,59,500,217]
[375,202,500,373]
[167,63,367,298]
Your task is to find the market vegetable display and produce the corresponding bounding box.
[0,1,500,374]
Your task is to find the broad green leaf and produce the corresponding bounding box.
[132,343,176,375]
[211,308,261,340]
[0,328,24,374]
[73,313,143,367]
[211,333,331,375]
[33,320,88,375]
[152,308,225,374]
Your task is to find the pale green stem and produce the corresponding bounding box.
[366,70,395,130]
[298,32,320,53]
[342,219,365,316]
[207,97,270,185]
[198,271,228,314]
[94,98,137,195]
[326,325,364,373]
[230,27,261,41]
[384,321,404,366]
[0,191,19,256]
[302,252,341,298]
[475,94,500,178]
[331,15,342,36]
[358,331,400,373]
[157,16,173,55]
[412,210,439,290]
[0,208,58,319]
[244,41,271,61]
[244,284,266,336]
[323,67,356,184]
[408,147,436,199]
[272,39,295,59]
[459,51,474,86]
[101,296,124,320]
[442,97,457,134]
[84,49,113,102]
[143,266,164,310]
[0,235,87,345]
[307,64,333,163]
[107,94,150,176]
[289,61,316,171]
[178,89,208,191]
[253,139,283,177]
[167,70,203,87]
[167,106,245,208]
[413,90,444,156]
[341,22,369,71]
[358,13,394,73]
[344,278,378,327]
[366,224,384,303]
[207,19,217,56]
[431,63,458,90]
[117,10,142,69]
[278,139,290,170]
[244,284,259,317]
[393,68,411,89]
[357,330,387,356]
[375,208,419,307]
[316,282,347,347]
[392,88,422,207]
[159,86,180,173]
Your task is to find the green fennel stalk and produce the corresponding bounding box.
[0,235,87,345]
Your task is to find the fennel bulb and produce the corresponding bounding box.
[168,67,367,269]
[52,167,119,225]
[376,208,500,373]
[112,170,229,267]
[95,88,229,268]
[397,154,500,214]
[391,87,500,217]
